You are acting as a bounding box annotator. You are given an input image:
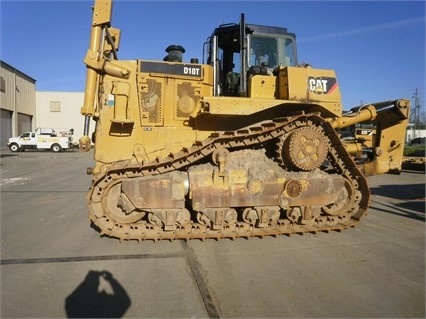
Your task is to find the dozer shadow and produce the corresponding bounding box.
[65,270,131,318]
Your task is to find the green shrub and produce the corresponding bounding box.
[404,144,426,156]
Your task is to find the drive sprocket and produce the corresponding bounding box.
[279,126,329,171]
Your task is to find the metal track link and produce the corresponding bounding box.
[88,113,371,241]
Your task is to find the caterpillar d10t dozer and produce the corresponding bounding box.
[80,0,410,241]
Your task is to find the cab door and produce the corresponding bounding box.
[19,132,36,147]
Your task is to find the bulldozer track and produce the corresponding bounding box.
[88,112,371,241]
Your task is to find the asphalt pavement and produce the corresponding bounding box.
[1,149,424,318]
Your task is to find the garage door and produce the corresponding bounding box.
[1,109,12,147]
[17,113,32,134]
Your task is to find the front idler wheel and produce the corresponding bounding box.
[103,182,145,224]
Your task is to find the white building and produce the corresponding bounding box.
[36,91,94,144]
[406,123,426,142]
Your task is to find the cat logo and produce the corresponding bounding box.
[308,76,338,94]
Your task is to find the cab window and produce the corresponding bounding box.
[250,35,296,68]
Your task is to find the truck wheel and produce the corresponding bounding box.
[9,143,20,152]
[51,144,62,153]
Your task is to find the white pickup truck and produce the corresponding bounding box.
[7,128,74,152]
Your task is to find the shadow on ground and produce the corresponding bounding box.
[65,270,131,318]
[370,183,425,201]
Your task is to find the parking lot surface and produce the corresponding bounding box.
[1,150,425,318]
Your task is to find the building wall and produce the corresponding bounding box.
[0,61,36,146]
[406,127,426,142]
[35,91,94,144]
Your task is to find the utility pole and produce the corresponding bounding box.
[412,88,421,138]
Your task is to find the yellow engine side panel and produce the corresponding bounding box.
[278,67,341,104]
[92,60,214,167]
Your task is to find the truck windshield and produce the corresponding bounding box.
[249,35,296,68]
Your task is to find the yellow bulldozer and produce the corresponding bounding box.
[80,0,410,241]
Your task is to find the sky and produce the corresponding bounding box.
[1,0,425,111]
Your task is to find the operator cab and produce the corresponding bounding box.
[205,14,297,97]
